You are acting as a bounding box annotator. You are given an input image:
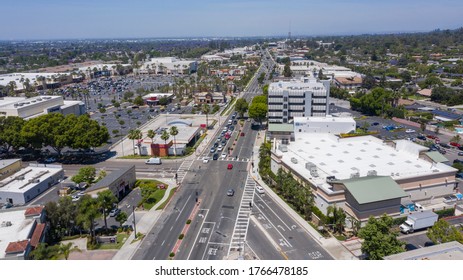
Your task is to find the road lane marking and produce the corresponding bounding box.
[175,194,192,221]
[161,240,165,246]
[255,194,292,231]
[186,209,210,260]
[254,203,293,248]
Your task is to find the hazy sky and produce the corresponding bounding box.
[1,0,462,39]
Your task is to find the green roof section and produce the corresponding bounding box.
[268,123,294,132]
[337,176,407,205]
[424,151,449,163]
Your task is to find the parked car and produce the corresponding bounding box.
[459,152,463,156]
[227,163,233,170]
[202,157,209,163]
[213,153,219,160]
[450,142,461,148]
[440,143,451,149]
[405,129,416,133]
[371,122,380,126]
[109,208,121,217]
[417,135,427,141]
[456,173,463,179]
[240,132,245,137]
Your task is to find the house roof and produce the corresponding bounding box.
[425,151,449,163]
[24,206,44,217]
[334,76,362,85]
[5,240,29,254]
[86,165,134,194]
[30,223,46,248]
[417,89,432,97]
[268,123,294,133]
[337,176,407,204]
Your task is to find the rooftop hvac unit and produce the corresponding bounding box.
[367,170,377,176]
[0,221,12,227]
[305,162,317,171]
[310,170,319,178]
[279,145,288,152]
[350,172,360,179]
[326,176,336,182]
[291,157,298,164]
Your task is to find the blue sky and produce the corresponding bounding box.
[1,0,462,39]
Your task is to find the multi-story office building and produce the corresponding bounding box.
[268,77,330,123]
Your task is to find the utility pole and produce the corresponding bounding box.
[132,205,137,237]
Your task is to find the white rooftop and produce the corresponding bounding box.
[269,77,327,91]
[0,209,33,259]
[0,95,61,110]
[0,165,62,194]
[0,73,63,90]
[277,134,456,194]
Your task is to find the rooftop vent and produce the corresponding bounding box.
[326,153,332,156]
[390,153,397,157]
[369,164,376,168]
[376,148,382,151]
[338,160,344,163]
[278,145,288,152]
[348,143,353,146]
[363,142,369,145]
[360,149,366,152]
[343,151,349,154]
[388,162,395,165]
[350,172,360,179]
[373,155,380,158]
[0,221,12,227]
[331,145,337,148]
[315,147,320,150]
[355,157,362,160]
[406,160,412,164]
[415,164,422,168]
[319,162,326,166]
[367,170,377,176]
[291,157,298,164]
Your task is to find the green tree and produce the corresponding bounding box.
[248,102,268,125]
[358,214,405,260]
[202,104,211,128]
[326,205,346,234]
[77,195,101,244]
[68,115,109,150]
[451,135,461,144]
[133,95,145,106]
[0,116,26,152]
[128,129,143,155]
[158,97,169,106]
[235,98,249,119]
[427,219,463,245]
[161,130,170,145]
[170,126,179,156]
[58,243,81,260]
[29,243,59,260]
[283,62,292,77]
[147,129,156,143]
[116,211,128,228]
[71,167,96,185]
[97,190,118,230]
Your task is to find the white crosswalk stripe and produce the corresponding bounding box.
[176,158,195,183]
[228,174,256,255]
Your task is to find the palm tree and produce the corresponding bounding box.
[202,104,211,129]
[170,126,179,156]
[326,204,346,234]
[58,243,81,260]
[161,130,170,145]
[76,195,101,244]
[128,129,143,155]
[97,190,118,230]
[451,135,461,144]
[147,129,156,143]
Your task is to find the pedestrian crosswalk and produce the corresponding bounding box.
[195,156,250,162]
[176,158,195,183]
[228,174,256,254]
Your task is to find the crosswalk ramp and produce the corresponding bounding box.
[228,175,256,255]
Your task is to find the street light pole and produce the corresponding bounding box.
[132,205,137,237]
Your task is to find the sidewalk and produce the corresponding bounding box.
[112,178,177,260]
[249,131,357,260]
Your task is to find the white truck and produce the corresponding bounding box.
[145,157,162,165]
[399,211,438,234]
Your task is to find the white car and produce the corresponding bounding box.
[221,153,227,159]
[256,186,265,194]
[405,129,416,133]
[202,157,209,163]
[217,145,223,152]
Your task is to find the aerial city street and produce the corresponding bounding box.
[1,1,463,263]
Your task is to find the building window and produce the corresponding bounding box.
[283,97,288,102]
[283,111,287,116]
[283,104,288,109]
[299,129,301,132]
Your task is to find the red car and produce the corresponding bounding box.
[240,132,245,137]
[227,164,233,170]
[426,135,436,139]
[450,142,461,148]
